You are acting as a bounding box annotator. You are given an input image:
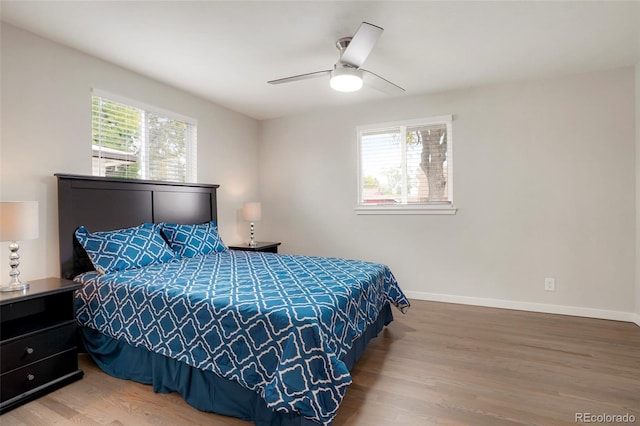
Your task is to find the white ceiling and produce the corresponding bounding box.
[2,1,639,120]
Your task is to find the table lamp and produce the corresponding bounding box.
[0,201,39,292]
[242,202,262,247]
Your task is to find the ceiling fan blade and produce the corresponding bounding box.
[268,70,331,85]
[340,22,384,68]
[361,69,405,94]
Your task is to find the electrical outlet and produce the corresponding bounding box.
[544,278,555,291]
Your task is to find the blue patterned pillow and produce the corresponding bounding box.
[161,221,227,258]
[75,223,176,274]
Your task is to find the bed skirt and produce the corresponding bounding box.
[80,303,394,426]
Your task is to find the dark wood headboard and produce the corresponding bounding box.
[56,174,219,279]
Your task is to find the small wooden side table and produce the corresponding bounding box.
[0,277,84,414]
[228,242,282,253]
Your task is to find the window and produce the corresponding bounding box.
[92,90,197,182]
[356,115,455,214]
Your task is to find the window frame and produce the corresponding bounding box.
[91,89,197,183]
[355,115,457,215]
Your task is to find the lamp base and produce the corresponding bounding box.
[0,281,30,292]
[248,222,257,247]
[2,240,30,291]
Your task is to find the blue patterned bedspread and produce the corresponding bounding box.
[75,250,410,425]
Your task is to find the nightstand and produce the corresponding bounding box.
[228,242,282,253]
[0,277,83,414]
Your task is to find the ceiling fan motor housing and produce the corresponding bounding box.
[336,37,352,53]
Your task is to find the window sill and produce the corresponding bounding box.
[354,205,457,215]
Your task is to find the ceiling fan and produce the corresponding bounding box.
[268,22,405,94]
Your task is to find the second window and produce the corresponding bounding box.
[357,115,453,208]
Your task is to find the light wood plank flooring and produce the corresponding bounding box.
[3,300,639,425]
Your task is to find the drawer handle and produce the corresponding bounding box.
[27,374,35,381]
[26,347,34,355]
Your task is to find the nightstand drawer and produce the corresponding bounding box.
[0,349,78,403]
[0,322,76,373]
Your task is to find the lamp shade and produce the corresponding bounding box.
[0,201,39,241]
[242,202,262,222]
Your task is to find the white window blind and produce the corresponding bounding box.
[92,91,197,183]
[357,115,454,212]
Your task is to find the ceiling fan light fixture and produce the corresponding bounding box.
[330,67,363,92]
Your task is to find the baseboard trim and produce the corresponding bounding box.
[404,291,638,324]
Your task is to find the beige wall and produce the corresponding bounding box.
[1,22,637,322]
[259,67,637,319]
[0,23,259,280]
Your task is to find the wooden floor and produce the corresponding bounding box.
[3,300,639,425]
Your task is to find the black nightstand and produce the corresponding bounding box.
[0,277,84,414]
[228,242,281,253]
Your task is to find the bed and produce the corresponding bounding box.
[56,174,409,426]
